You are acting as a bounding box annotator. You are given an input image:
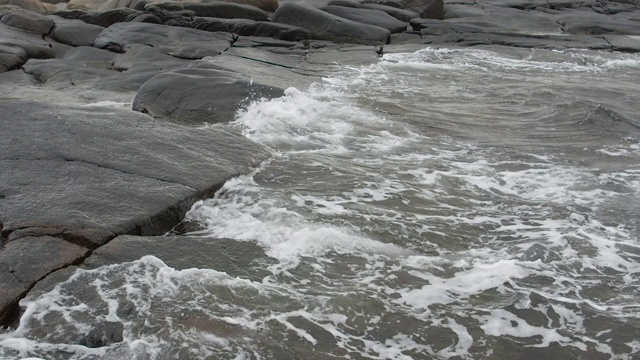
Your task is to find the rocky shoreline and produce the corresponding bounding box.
[1,0,639,332]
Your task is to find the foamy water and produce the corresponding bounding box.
[1,47,639,359]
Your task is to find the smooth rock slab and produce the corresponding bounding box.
[0,100,270,239]
[320,5,408,33]
[0,7,54,34]
[0,23,55,60]
[0,236,89,325]
[132,67,285,125]
[362,0,443,18]
[167,16,311,42]
[94,22,233,58]
[273,2,391,45]
[49,16,105,46]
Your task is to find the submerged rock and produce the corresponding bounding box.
[0,236,89,325]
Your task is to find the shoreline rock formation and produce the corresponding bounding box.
[1,0,639,331]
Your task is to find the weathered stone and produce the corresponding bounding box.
[49,16,105,46]
[167,16,311,41]
[361,0,442,19]
[0,0,46,13]
[94,22,233,59]
[0,7,54,34]
[0,236,88,325]
[132,67,285,125]
[272,3,391,45]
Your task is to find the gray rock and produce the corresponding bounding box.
[320,5,408,33]
[0,0,46,13]
[0,7,54,34]
[558,12,640,35]
[50,8,161,28]
[83,235,275,280]
[0,23,55,59]
[0,100,270,240]
[149,1,270,21]
[49,16,105,46]
[272,3,391,45]
[360,3,418,21]
[167,16,311,42]
[50,41,74,58]
[361,0,443,19]
[132,67,285,125]
[191,47,320,90]
[94,22,233,59]
[62,46,118,69]
[0,236,89,325]
[604,35,640,52]
[81,321,124,348]
[23,58,118,84]
[0,43,25,72]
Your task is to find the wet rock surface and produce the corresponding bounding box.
[0,0,639,334]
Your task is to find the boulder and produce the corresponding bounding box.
[320,5,407,33]
[62,46,118,69]
[132,67,285,125]
[167,16,311,41]
[0,7,54,34]
[0,43,25,72]
[0,23,55,59]
[0,236,88,325]
[361,0,442,19]
[0,0,45,13]
[272,3,391,45]
[94,22,233,59]
[49,17,105,46]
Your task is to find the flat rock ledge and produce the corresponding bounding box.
[0,0,639,330]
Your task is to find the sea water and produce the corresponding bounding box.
[1,46,639,359]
